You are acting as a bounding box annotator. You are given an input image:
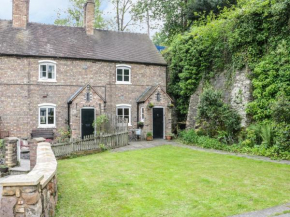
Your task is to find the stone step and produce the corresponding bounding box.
[9,159,30,175]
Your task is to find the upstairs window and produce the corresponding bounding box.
[38,103,56,128]
[116,65,131,84]
[39,61,56,82]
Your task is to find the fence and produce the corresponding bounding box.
[51,114,129,157]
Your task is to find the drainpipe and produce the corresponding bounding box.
[67,102,72,132]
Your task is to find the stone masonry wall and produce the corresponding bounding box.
[0,56,167,138]
[4,137,18,168]
[140,86,173,138]
[0,141,57,217]
[186,68,252,128]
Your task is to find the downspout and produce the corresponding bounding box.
[137,102,140,125]
[67,102,72,133]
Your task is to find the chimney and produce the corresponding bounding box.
[84,0,95,35]
[12,0,30,29]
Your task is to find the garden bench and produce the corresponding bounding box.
[31,129,54,140]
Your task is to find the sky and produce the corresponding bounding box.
[0,0,161,36]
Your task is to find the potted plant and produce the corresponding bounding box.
[167,103,174,109]
[0,165,8,173]
[166,133,174,140]
[138,121,144,128]
[146,132,153,141]
[148,102,154,109]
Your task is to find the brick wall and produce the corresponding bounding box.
[0,56,167,138]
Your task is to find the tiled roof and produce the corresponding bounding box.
[137,85,173,103]
[0,20,167,66]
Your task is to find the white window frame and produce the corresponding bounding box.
[116,104,132,126]
[140,107,145,122]
[38,60,57,82]
[38,103,56,128]
[116,65,131,84]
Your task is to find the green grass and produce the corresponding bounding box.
[56,146,290,217]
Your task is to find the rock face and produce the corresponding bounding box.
[186,68,252,128]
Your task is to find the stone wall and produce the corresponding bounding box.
[186,68,252,128]
[4,137,18,168]
[139,86,173,138]
[0,56,167,139]
[0,141,57,217]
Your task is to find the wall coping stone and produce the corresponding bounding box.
[0,174,44,186]
[0,142,57,189]
[4,137,18,142]
[32,138,46,143]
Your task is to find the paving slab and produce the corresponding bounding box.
[231,203,290,217]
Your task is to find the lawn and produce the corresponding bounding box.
[56,145,290,217]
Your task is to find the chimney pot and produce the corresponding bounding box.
[84,0,95,35]
[12,0,30,29]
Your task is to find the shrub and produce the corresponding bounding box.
[197,86,241,141]
[274,123,290,152]
[146,132,153,137]
[271,95,290,124]
[179,129,290,160]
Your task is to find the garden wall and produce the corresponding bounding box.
[0,141,57,217]
[186,68,252,128]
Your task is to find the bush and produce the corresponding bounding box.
[271,95,290,124]
[197,86,241,141]
[179,129,290,160]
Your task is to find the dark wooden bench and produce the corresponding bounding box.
[31,129,54,140]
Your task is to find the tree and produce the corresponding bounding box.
[186,0,237,23]
[109,0,137,31]
[132,0,190,43]
[54,0,106,29]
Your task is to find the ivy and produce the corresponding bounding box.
[166,0,290,122]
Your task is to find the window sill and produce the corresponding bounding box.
[38,80,57,83]
[116,82,132,85]
[38,125,56,129]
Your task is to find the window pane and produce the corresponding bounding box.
[117,108,123,116]
[124,108,129,116]
[117,75,123,81]
[40,108,46,124]
[117,69,123,81]
[124,76,129,82]
[41,65,47,78]
[124,69,130,76]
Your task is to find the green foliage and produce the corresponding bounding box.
[0,139,3,148]
[179,129,290,160]
[187,0,237,22]
[146,132,153,137]
[271,95,290,124]
[166,0,290,122]
[93,114,109,135]
[54,0,106,29]
[197,86,241,140]
[57,127,71,140]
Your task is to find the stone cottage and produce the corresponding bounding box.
[0,0,173,139]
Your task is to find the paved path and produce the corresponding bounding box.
[111,140,290,217]
[111,140,290,165]
[231,203,290,217]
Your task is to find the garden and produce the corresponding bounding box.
[56,145,290,217]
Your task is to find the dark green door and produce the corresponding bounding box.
[81,109,95,139]
[153,108,164,139]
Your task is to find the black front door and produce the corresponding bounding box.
[81,109,95,139]
[153,108,164,139]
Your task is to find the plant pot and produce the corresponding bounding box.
[0,167,8,173]
[146,136,153,141]
[166,136,172,140]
